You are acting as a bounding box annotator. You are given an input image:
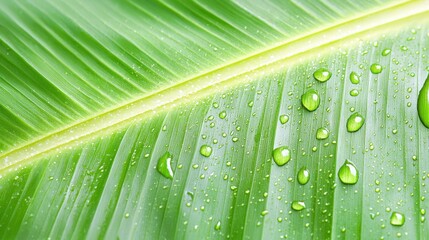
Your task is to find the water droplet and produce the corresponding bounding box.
[349,72,360,84]
[272,146,291,166]
[248,101,254,107]
[301,89,320,112]
[279,115,289,124]
[347,112,365,132]
[350,89,359,97]
[291,201,306,211]
[157,152,174,179]
[390,212,405,226]
[370,64,382,74]
[297,167,310,185]
[316,127,329,140]
[261,210,269,216]
[417,74,429,128]
[214,221,221,230]
[219,111,226,119]
[313,68,332,82]
[381,48,391,56]
[338,160,359,185]
[200,145,212,157]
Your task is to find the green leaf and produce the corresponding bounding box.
[1,1,429,239]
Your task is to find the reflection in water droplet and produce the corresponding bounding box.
[301,89,320,112]
[381,48,391,56]
[279,115,289,124]
[316,127,329,140]
[338,160,359,185]
[417,74,429,128]
[297,167,310,185]
[219,111,226,119]
[157,152,174,179]
[313,68,332,82]
[347,112,365,132]
[390,212,405,226]
[370,64,382,74]
[200,145,213,157]
[349,72,360,84]
[272,146,291,166]
[291,201,306,211]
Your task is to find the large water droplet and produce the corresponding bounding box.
[370,64,382,74]
[301,89,320,112]
[316,127,329,140]
[417,74,429,128]
[347,112,365,132]
[291,201,306,211]
[338,160,359,185]
[390,212,405,226]
[313,68,332,82]
[219,111,227,119]
[200,145,213,157]
[157,152,174,179]
[350,72,360,84]
[272,146,291,166]
[349,89,359,97]
[279,115,289,124]
[381,48,391,56]
[297,167,310,185]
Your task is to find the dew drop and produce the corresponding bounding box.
[316,127,329,140]
[301,89,320,112]
[370,64,382,74]
[272,146,291,166]
[349,71,360,84]
[350,89,359,97]
[417,74,429,128]
[347,112,365,132]
[279,115,289,124]
[200,145,212,157]
[381,48,391,56]
[338,160,359,185]
[291,201,306,211]
[390,212,405,226]
[313,68,332,82]
[219,110,227,119]
[297,167,310,185]
[214,221,221,230]
[157,152,174,179]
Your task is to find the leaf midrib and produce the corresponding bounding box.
[1,0,428,173]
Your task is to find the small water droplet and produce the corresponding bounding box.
[347,112,365,132]
[215,221,221,230]
[301,89,320,112]
[390,212,405,226]
[291,201,306,211]
[272,146,291,166]
[370,64,382,74]
[248,101,254,107]
[316,127,329,140]
[417,74,429,128]
[338,160,359,185]
[219,111,227,119]
[279,115,289,124]
[350,89,359,97]
[212,102,219,108]
[349,72,360,84]
[200,145,212,157]
[157,152,174,179]
[261,210,269,216]
[297,167,310,185]
[381,48,391,56]
[313,68,332,82]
